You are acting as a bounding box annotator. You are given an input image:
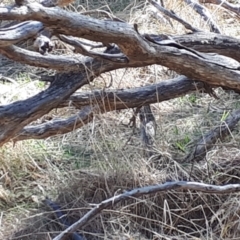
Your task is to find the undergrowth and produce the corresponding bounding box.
[1,0,240,239]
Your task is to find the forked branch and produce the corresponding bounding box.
[15,76,204,141]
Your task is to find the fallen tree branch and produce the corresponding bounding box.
[0,21,43,46]
[184,109,240,163]
[9,74,240,142]
[173,32,240,63]
[0,3,151,58]
[0,45,86,71]
[53,181,240,240]
[0,5,239,82]
[15,76,204,141]
[15,106,97,141]
[200,0,240,16]
[184,0,221,33]
[148,0,201,32]
[62,75,204,109]
[0,70,97,145]
[1,2,240,146]
[59,35,129,63]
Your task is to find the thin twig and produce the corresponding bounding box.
[53,181,240,240]
[81,9,125,22]
[148,0,201,32]
[200,0,240,17]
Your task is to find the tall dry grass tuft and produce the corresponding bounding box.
[9,156,240,239]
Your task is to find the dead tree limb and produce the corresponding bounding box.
[200,0,240,16]
[59,35,129,63]
[173,32,240,63]
[53,181,240,240]
[0,45,85,71]
[184,0,221,33]
[148,0,201,32]
[184,109,240,163]
[15,106,97,141]
[0,21,43,46]
[0,2,240,145]
[0,30,240,145]
[15,76,204,141]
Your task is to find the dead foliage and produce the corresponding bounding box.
[2,0,240,239]
[9,155,240,240]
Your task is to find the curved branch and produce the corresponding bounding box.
[53,181,240,240]
[0,21,43,46]
[0,70,94,145]
[15,76,204,141]
[0,3,152,57]
[0,45,86,71]
[1,33,240,92]
[173,32,240,63]
[184,0,221,33]
[59,35,129,63]
[0,4,239,83]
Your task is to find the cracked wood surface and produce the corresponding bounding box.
[0,2,240,144]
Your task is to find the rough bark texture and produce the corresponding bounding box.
[15,76,204,141]
[0,0,240,145]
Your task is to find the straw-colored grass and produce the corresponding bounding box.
[1,0,240,239]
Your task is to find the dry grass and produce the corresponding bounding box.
[1,0,240,239]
